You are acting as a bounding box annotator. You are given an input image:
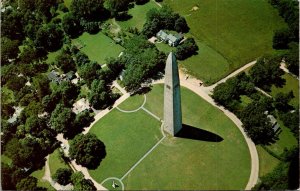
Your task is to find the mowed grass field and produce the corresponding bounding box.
[89,84,251,190]
[88,109,162,182]
[162,0,287,84]
[123,85,250,190]
[118,1,158,31]
[72,32,124,65]
[256,146,280,177]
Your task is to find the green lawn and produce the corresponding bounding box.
[265,119,298,156]
[155,42,176,54]
[31,166,55,190]
[269,73,299,108]
[73,32,124,65]
[122,85,250,189]
[49,149,70,175]
[163,0,286,84]
[118,1,159,31]
[88,109,162,182]
[117,94,145,111]
[256,146,280,177]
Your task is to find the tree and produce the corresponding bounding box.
[55,49,76,73]
[249,55,284,90]
[274,91,294,111]
[1,37,19,65]
[74,110,94,130]
[62,13,83,38]
[1,104,15,120]
[6,76,27,92]
[71,172,97,191]
[174,16,189,33]
[70,0,105,21]
[285,42,299,75]
[88,80,111,109]
[52,81,79,106]
[16,176,38,191]
[106,0,131,18]
[52,168,73,186]
[1,9,24,40]
[78,61,102,86]
[25,115,47,137]
[50,104,76,136]
[273,28,291,49]
[69,134,106,169]
[175,38,198,60]
[279,109,299,138]
[240,101,276,144]
[1,163,16,190]
[32,74,51,101]
[35,23,64,52]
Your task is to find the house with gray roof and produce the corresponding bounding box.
[156,30,183,47]
[267,114,281,134]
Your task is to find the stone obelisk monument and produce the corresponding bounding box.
[164,52,182,136]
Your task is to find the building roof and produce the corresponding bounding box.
[267,115,277,126]
[157,30,168,40]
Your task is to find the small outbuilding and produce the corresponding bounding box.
[156,30,183,47]
[267,114,281,134]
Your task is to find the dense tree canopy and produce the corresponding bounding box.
[121,35,165,92]
[78,61,102,87]
[1,37,19,65]
[284,43,299,75]
[88,79,111,109]
[249,55,284,91]
[69,134,106,169]
[175,38,198,60]
[142,5,189,37]
[52,168,73,186]
[34,23,64,52]
[62,13,83,38]
[240,101,276,144]
[71,172,97,191]
[50,104,76,135]
[70,0,105,21]
[55,49,76,73]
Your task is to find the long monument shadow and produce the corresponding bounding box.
[175,124,224,142]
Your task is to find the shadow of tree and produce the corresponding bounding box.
[175,124,223,142]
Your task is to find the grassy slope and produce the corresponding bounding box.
[88,110,162,182]
[118,1,158,31]
[31,167,55,190]
[163,0,286,84]
[256,146,280,177]
[123,85,250,190]
[117,94,145,110]
[269,73,299,108]
[49,149,70,175]
[73,32,124,65]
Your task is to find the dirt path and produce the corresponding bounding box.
[42,155,74,190]
[205,60,257,92]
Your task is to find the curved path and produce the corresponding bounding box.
[116,94,147,113]
[153,64,259,190]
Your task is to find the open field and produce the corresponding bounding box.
[117,94,145,111]
[163,0,286,84]
[268,73,299,108]
[118,1,158,31]
[123,85,250,189]
[89,84,250,189]
[73,32,124,65]
[88,109,162,182]
[256,146,280,177]
[49,149,71,175]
